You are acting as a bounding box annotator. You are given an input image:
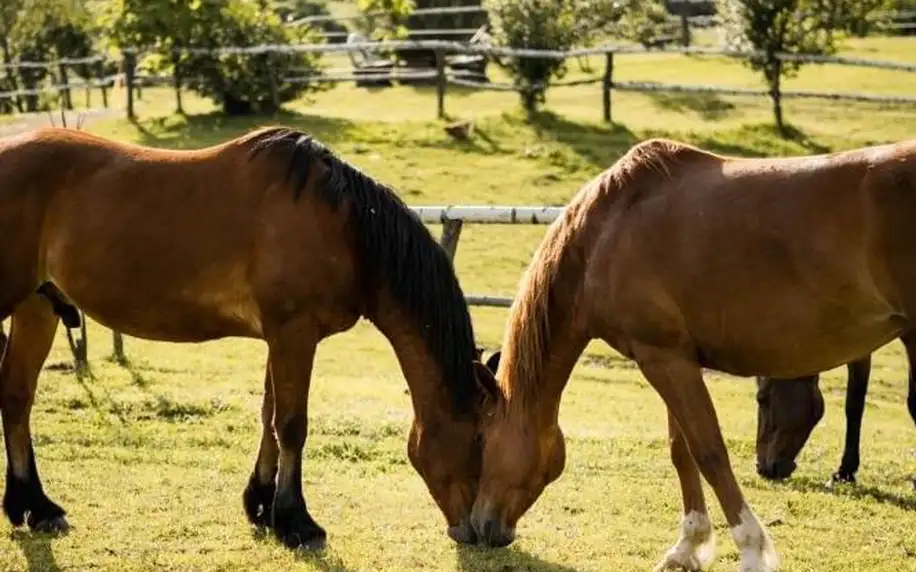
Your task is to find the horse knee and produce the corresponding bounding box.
[691,447,730,478]
[277,412,307,450]
[0,387,33,422]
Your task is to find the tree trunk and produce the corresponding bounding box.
[769,62,785,135]
[172,55,184,114]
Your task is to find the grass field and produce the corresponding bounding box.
[1,35,915,572]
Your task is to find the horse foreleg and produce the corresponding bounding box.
[653,411,716,571]
[833,355,872,484]
[1,293,66,533]
[243,356,279,527]
[266,318,325,550]
[635,346,779,572]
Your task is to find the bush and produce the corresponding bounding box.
[484,0,578,113]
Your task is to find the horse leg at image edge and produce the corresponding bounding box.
[635,347,779,572]
[243,357,279,527]
[0,294,68,533]
[653,411,716,571]
[833,356,871,484]
[265,318,326,550]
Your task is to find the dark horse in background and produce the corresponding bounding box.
[756,333,916,483]
[0,126,499,550]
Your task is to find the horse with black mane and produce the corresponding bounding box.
[465,138,916,572]
[0,126,497,549]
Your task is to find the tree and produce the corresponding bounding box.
[717,0,886,134]
[181,1,326,115]
[484,0,668,114]
[102,0,326,116]
[483,0,578,114]
[357,0,415,40]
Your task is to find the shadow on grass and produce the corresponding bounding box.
[526,110,640,170]
[128,109,361,150]
[456,543,582,572]
[11,530,62,572]
[250,527,355,572]
[765,475,916,512]
[647,92,737,121]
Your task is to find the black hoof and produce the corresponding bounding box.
[243,476,276,528]
[3,475,66,531]
[29,514,70,535]
[830,471,856,485]
[273,507,327,551]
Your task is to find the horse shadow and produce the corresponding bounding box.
[766,475,916,511]
[249,527,356,572]
[10,530,62,572]
[456,543,582,572]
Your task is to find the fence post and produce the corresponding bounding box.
[124,50,136,120]
[435,48,447,119]
[112,331,126,364]
[439,219,463,261]
[268,51,280,112]
[602,53,614,123]
[98,59,109,108]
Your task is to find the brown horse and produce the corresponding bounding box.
[465,138,916,571]
[0,126,498,549]
[756,333,916,483]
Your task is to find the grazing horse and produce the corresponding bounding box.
[464,138,916,572]
[0,126,498,549]
[756,334,916,483]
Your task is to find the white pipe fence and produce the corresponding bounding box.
[419,205,564,308]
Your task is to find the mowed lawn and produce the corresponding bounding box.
[1,35,915,572]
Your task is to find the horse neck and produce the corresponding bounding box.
[500,195,603,428]
[368,289,468,424]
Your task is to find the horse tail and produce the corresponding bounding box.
[36,283,81,329]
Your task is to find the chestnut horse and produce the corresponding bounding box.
[467,138,916,571]
[0,126,498,549]
[756,334,916,483]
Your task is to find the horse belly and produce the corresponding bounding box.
[691,305,902,379]
[47,258,263,343]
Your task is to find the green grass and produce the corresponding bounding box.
[1,35,916,572]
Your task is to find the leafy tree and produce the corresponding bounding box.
[181,1,326,115]
[102,0,325,116]
[717,0,888,134]
[357,0,415,40]
[483,0,578,113]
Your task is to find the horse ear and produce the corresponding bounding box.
[473,361,500,403]
[485,350,501,374]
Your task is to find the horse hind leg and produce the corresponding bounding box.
[832,355,872,485]
[1,292,66,533]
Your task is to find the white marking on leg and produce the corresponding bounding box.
[653,510,716,571]
[731,504,780,572]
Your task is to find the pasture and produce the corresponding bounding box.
[1,35,915,572]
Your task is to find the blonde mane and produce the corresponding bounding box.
[498,138,695,405]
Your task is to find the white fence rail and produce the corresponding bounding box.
[416,205,565,308]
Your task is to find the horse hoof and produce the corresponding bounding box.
[29,515,70,535]
[828,472,856,487]
[273,511,327,551]
[242,479,275,528]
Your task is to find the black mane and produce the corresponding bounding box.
[246,126,478,415]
